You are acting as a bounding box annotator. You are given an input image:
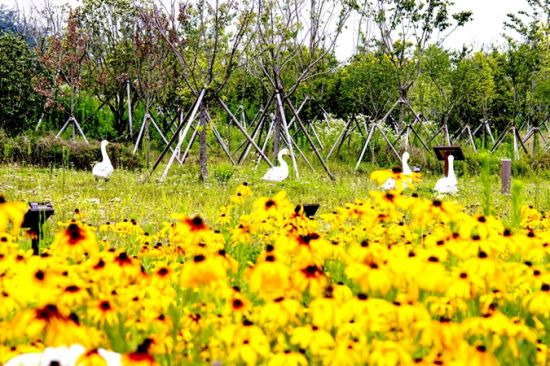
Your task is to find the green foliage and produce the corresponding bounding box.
[326,53,398,118]
[213,163,235,185]
[0,33,42,135]
[510,180,523,228]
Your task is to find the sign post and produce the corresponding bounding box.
[501,159,512,194]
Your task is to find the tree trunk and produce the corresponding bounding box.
[199,103,208,182]
[398,88,407,130]
[145,117,150,168]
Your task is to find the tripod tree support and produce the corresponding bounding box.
[452,125,477,152]
[491,125,528,159]
[426,124,452,146]
[148,89,205,179]
[472,119,496,148]
[522,127,549,154]
[275,92,300,178]
[355,123,401,171]
[236,93,275,163]
[284,96,335,180]
[56,116,89,144]
[218,97,274,168]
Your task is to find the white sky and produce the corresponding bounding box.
[2,0,528,61]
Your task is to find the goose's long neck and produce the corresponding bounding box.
[277,151,287,168]
[101,144,111,164]
[448,157,455,179]
[402,157,411,174]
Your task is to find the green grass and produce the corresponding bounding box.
[1,162,549,244]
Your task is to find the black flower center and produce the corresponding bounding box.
[34,270,45,281]
[66,223,83,242]
[193,254,206,263]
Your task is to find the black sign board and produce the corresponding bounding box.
[295,203,320,218]
[433,146,465,160]
[21,202,55,255]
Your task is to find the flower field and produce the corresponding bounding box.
[1,172,549,366]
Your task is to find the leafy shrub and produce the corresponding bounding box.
[213,162,234,184]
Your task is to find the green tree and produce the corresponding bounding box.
[451,51,496,130]
[151,0,255,181]
[412,45,452,125]
[502,0,549,128]
[80,0,139,137]
[0,33,42,135]
[326,52,398,118]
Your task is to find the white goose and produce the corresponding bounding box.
[92,140,114,181]
[434,154,458,195]
[381,151,411,190]
[262,148,289,182]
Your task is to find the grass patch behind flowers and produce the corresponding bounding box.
[0,165,549,365]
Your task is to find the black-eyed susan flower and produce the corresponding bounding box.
[88,298,118,326]
[0,196,26,235]
[50,221,98,259]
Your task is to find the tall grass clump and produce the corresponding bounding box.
[510,180,523,228]
[480,153,493,216]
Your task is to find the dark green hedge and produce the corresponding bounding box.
[0,131,143,170]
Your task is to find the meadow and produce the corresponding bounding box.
[0,163,549,365]
[2,164,550,236]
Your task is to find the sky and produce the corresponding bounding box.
[1,0,528,61]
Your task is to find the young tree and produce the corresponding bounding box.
[327,52,398,118]
[80,0,138,137]
[150,0,257,182]
[357,0,472,129]
[451,51,496,130]
[35,9,90,141]
[246,0,351,179]
[131,7,175,164]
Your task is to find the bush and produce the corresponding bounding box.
[0,132,143,170]
[213,162,234,185]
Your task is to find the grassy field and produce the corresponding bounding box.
[1,163,549,365]
[1,163,549,235]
